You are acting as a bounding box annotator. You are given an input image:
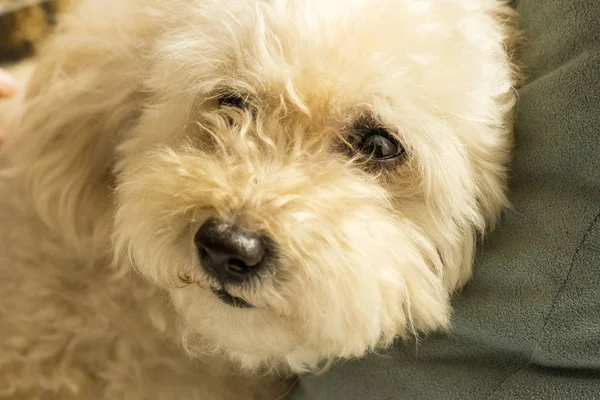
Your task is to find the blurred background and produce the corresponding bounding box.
[0,0,73,64]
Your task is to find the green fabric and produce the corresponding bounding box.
[288,0,600,398]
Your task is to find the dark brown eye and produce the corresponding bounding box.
[357,127,404,160]
[218,93,246,109]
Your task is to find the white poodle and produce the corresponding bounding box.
[0,0,520,398]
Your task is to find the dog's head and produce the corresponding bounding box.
[12,0,518,372]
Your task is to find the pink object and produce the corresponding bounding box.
[0,68,17,99]
[0,68,18,147]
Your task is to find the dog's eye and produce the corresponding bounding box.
[218,93,247,109]
[357,128,404,160]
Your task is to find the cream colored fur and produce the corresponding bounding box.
[0,0,520,398]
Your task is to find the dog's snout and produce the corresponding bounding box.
[194,218,267,282]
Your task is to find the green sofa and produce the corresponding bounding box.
[288,0,600,398]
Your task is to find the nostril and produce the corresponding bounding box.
[226,258,253,275]
[198,247,209,261]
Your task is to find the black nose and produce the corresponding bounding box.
[194,218,267,283]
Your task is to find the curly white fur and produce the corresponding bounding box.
[0,0,520,398]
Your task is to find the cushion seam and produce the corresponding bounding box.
[486,209,600,398]
[537,209,600,346]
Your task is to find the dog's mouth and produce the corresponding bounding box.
[211,287,253,309]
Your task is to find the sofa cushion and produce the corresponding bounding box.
[288,0,600,398]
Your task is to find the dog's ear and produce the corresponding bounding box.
[5,7,151,252]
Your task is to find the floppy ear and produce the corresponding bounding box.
[5,4,153,251]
